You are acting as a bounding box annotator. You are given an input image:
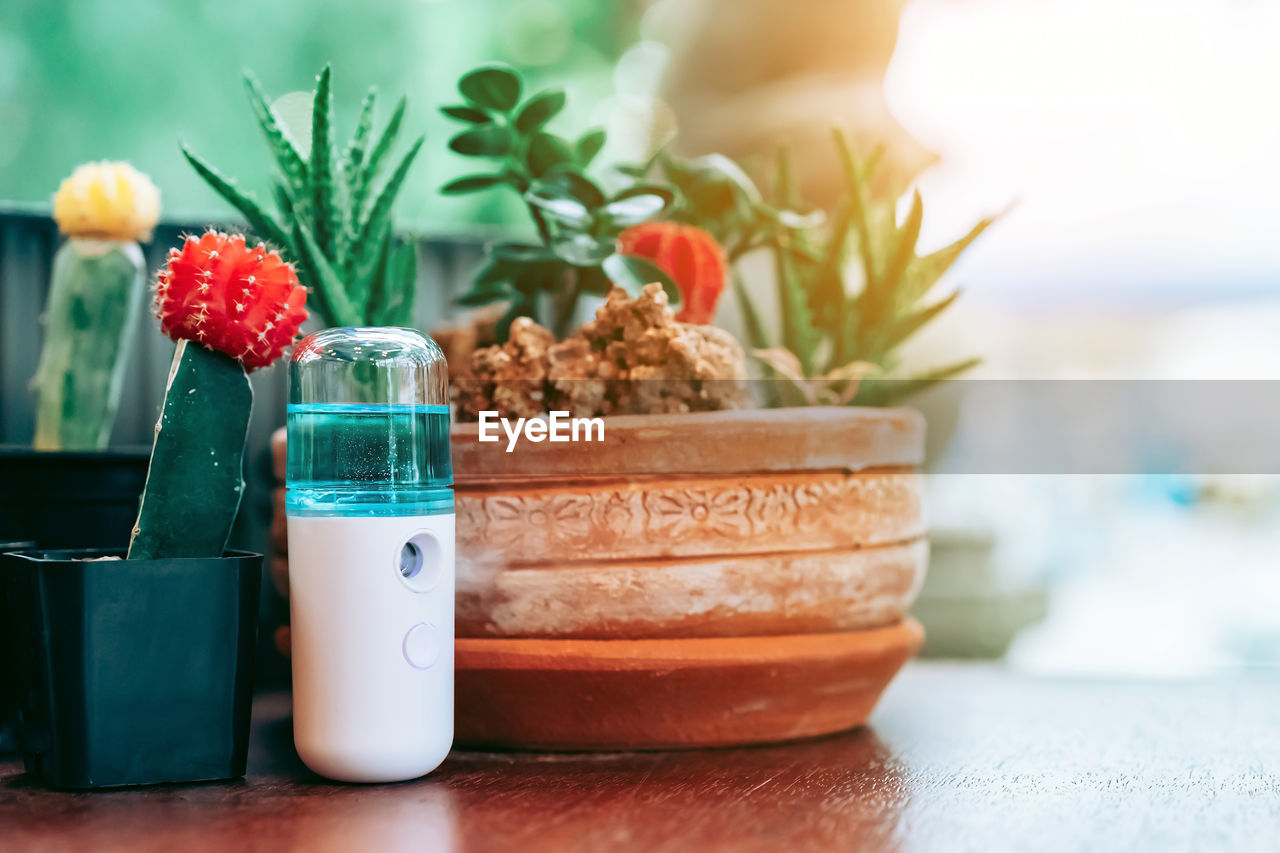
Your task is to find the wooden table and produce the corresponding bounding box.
[4,663,1279,852]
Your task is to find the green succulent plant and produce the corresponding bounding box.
[441,63,681,339]
[727,129,995,407]
[182,65,422,328]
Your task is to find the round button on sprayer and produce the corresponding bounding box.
[402,623,440,670]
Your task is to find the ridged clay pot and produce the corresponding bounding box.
[274,408,926,639]
[273,407,928,748]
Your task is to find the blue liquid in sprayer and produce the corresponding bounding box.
[285,403,454,517]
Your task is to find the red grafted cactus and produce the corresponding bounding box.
[617,222,727,325]
[155,230,307,370]
[131,230,307,561]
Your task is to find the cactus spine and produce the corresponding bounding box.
[32,238,146,450]
[127,341,252,560]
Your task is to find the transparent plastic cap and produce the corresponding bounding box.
[286,327,453,517]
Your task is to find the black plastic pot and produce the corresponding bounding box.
[0,448,151,758]
[0,539,35,754]
[0,548,261,788]
[0,447,151,548]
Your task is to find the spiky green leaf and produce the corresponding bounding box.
[806,199,853,339]
[383,240,417,326]
[272,182,295,221]
[883,189,924,307]
[181,143,290,250]
[733,272,769,351]
[351,221,391,312]
[243,72,309,199]
[353,96,406,217]
[876,289,962,356]
[310,65,338,257]
[775,241,820,373]
[899,216,995,305]
[355,134,423,243]
[345,87,377,182]
[360,224,392,316]
[292,219,361,327]
[854,357,979,406]
[772,149,819,372]
[832,127,877,299]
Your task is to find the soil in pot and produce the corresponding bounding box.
[1,548,261,788]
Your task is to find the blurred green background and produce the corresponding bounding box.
[0,0,634,233]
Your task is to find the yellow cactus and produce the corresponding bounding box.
[52,161,160,242]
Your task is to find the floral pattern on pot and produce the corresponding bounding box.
[455,471,923,566]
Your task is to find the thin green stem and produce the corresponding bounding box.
[551,266,581,339]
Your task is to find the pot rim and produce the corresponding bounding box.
[457,619,924,669]
[449,405,925,481]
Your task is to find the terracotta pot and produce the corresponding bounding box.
[272,407,927,639]
[454,620,923,750]
[272,407,927,748]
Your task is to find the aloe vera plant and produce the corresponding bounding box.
[182,65,422,328]
[732,129,996,407]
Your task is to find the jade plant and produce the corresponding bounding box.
[128,230,307,560]
[441,63,685,338]
[32,161,160,450]
[182,65,421,329]
[441,63,990,406]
